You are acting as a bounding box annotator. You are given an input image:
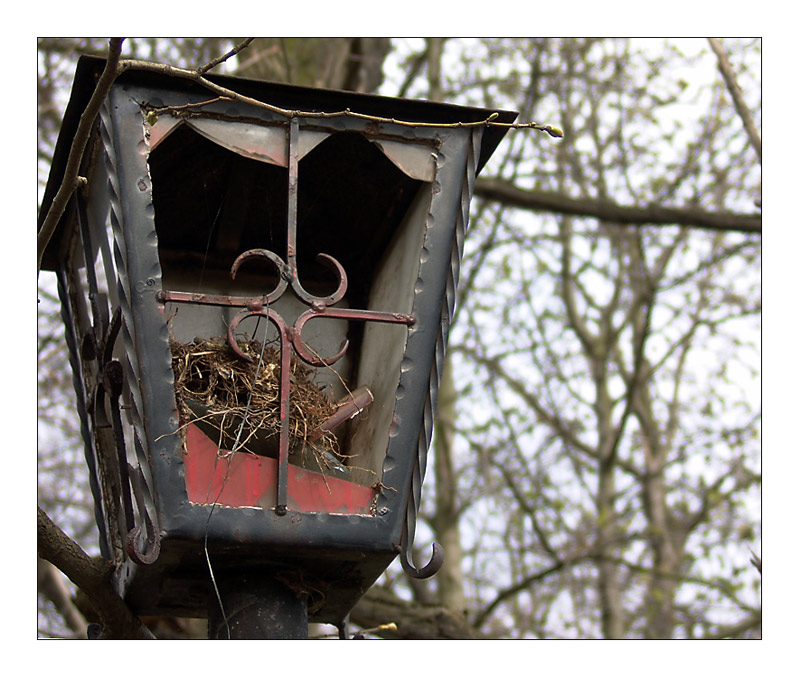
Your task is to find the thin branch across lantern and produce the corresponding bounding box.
[157,117,415,515]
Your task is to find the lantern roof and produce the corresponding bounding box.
[38,54,517,271]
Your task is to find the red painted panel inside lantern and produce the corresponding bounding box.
[183,424,376,515]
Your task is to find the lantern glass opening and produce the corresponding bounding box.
[148,119,434,503]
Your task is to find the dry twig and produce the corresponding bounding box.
[708,38,761,164]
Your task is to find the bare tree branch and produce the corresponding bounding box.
[196,37,255,76]
[701,611,761,639]
[37,38,124,274]
[475,178,762,234]
[37,506,155,639]
[708,38,761,164]
[133,57,557,133]
[473,554,591,629]
[397,44,429,99]
[351,586,480,639]
[37,558,88,636]
[749,549,762,575]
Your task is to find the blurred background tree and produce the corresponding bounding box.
[37,37,761,639]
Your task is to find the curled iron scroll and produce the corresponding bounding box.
[230,248,348,308]
[226,248,412,367]
[290,252,348,307]
[230,248,289,304]
[126,522,161,566]
[399,523,444,579]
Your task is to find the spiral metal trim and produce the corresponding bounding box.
[400,127,484,578]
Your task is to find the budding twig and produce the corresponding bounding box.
[197,38,256,76]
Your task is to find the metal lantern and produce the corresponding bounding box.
[39,55,515,632]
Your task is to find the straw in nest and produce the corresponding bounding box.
[169,337,348,478]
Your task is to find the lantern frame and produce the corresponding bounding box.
[39,55,515,623]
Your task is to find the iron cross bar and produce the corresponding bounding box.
[158,116,415,514]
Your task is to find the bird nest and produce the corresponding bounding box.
[169,337,343,468]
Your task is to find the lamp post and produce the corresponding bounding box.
[39,55,515,638]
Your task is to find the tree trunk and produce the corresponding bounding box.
[595,371,625,639]
[233,38,391,93]
[426,38,445,101]
[596,462,625,639]
[636,372,684,639]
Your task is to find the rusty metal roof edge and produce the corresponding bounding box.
[85,54,517,152]
[101,54,516,123]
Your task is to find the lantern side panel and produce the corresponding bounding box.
[347,184,431,485]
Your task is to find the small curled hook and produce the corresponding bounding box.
[125,465,161,565]
[126,522,161,565]
[400,541,444,579]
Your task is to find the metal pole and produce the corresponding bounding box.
[208,572,308,639]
